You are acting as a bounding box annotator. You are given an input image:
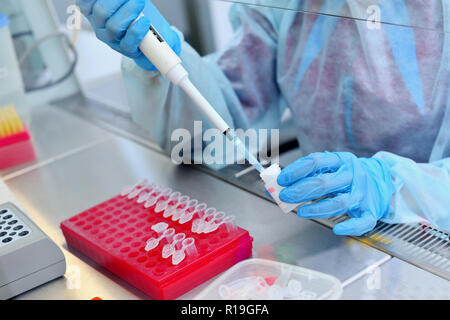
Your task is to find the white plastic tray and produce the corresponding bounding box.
[195,258,343,300]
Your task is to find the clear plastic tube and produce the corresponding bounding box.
[151,222,168,234]
[194,207,217,234]
[121,179,149,198]
[177,195,190,208]
[171,207,187,221]
[162,232,186,258]
[203,208,216,221]
[179,202,208,225]
[260,164,299,213]
[155,199,169,213]
[213,211,226,221]
[183,238,197,257]
[145,227,175,251]
[120,179,148,197]
[186,199,199,211]
[137,190,151,204]
[203,215,236,234]
[145,187,172,208]
[128,181,151,199]
[172,237,197,265]
[191,218,203,233]
[162,192,183,218]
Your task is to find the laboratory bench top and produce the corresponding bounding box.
[2,101,450,300]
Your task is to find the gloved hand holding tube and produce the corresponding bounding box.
[277,152,395,236]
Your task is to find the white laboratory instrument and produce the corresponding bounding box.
[0,202,66,300]
[134,15,230,134]
[133,14,266,173]
[0,179,66,300]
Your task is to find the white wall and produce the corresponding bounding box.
[209,1,234,51]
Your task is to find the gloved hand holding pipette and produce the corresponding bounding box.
[76,0,181,71]
[77,0,263,171]
[77,0,450,237]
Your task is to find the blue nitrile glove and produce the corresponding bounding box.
[77,0,181,70]
[278,152,395,236]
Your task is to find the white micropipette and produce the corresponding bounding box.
[132,14,229,132]
[132,14,264,173]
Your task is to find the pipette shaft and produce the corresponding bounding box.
[134,15,263,172]
[135,16,230,133]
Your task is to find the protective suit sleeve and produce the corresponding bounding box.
[373,151,450,232]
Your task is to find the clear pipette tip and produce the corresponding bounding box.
[225,130,264,173]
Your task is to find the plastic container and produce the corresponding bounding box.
[195,258,343,300]
[0,13,28,122]
[60,181,253,300]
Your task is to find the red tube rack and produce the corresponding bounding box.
[0,128,35,170]
[60,183,253,300]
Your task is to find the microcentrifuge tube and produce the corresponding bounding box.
[162,232,186,259]
[136,183,158,203]
[163,205,177,218]
[274,265,292,288]
[244,277,269,300]
[169,191,182,202]
[155,199,169,213]
[176,199,198,222]
[120,179,149,197]
[162,192,182,218]
[203,215,235,234]
[194,207,216,233]
[145,187,172,208]
[186,199,199,211]
[171,207,187,222]
[191,218,202,233]
[145,228,175,251]
[177,195,190,208]
[155,190,178,213]
[203,207,217,219]
[287,279,302,298]
[260,164,299,213]
[142,185,163,207]
[201,211,226,233]
[128,180,151,199]
[151,222,169,234]
[137,191,151,204]
[167,195,190,219]
[172,238,197,265]
[179,202,207,225]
